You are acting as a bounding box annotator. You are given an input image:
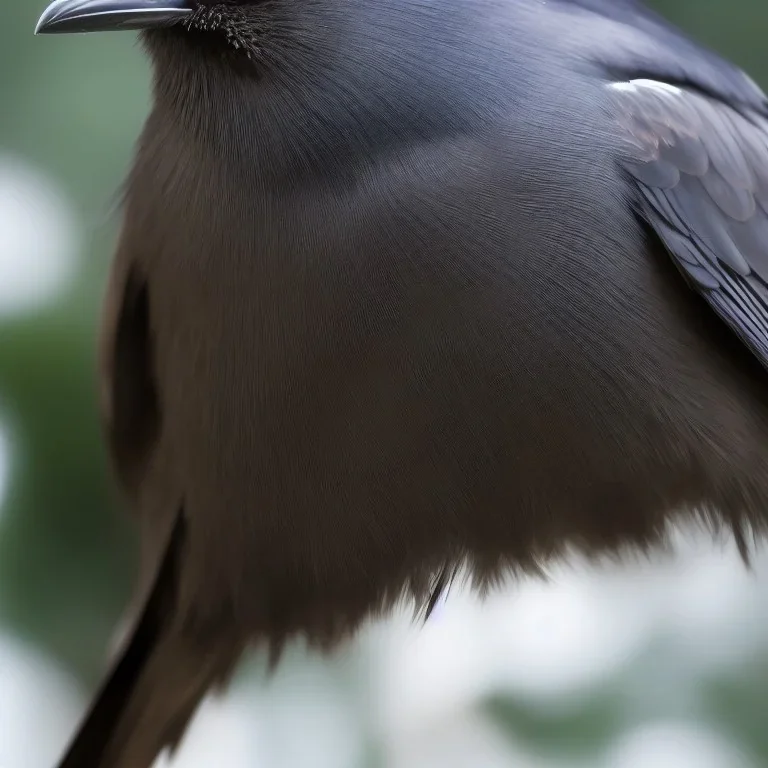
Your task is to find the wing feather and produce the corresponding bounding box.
[609,79,768,371]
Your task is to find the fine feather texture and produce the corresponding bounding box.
[51,0,768,766]
[560,0,767,112]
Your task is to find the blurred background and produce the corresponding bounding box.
[1,0,768,766]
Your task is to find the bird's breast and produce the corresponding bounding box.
[114,74,686,628]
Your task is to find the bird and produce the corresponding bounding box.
[33,0,768,765]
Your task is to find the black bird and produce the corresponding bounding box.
[34,0,768,765]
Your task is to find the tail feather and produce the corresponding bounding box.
[57,511,236,768]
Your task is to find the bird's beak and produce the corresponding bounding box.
[35,0,193,34]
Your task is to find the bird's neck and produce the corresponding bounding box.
[138,0,522,185]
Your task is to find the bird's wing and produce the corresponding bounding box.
[555,0,768,116]
[97,256,161,494]
[559,0,768,368]
[604,73,768,371]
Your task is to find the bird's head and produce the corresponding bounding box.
[35,0,272,58]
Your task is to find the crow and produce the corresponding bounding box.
[34,0,768,765]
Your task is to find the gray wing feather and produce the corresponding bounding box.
[609,80,768,368]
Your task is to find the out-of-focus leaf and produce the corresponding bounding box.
[484,687,626,758]
[0,296,135,682]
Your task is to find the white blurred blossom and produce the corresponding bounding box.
[0,153,81,317]
[0,631,84,768]
[603,721,754,768]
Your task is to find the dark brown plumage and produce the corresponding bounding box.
[32,0,768,765]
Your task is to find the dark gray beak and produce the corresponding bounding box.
[35,0,192,34]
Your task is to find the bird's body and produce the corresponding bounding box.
[33,0,768,765]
